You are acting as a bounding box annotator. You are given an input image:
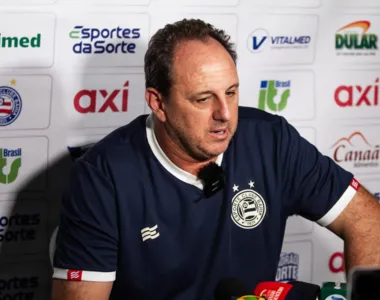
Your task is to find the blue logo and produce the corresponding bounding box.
[248,28,311,53]
[69,26,141,54]
[0,86,22,126]
[326,295,346,300]
[374,192,380,201]
[276,252,299,282]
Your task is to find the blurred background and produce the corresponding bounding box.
[0,0,379,298]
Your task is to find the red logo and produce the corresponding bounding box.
[67,270,83,281]
[329,252,345,273]
[334,78,379,107]
[74,81,129,113]
[350,178,360,191]
[330,132,380,167]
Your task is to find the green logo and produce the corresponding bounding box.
[335,21,378,51]
[0,148,22,184]
[258,80,290,112]
[0,33,41,48]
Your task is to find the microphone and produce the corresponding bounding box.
[254,280,320,300]
[197,162,225,198]
[214,278,265,300]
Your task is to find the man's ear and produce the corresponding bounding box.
[145,87,167,122]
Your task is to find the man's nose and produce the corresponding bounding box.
[213,97,231,122]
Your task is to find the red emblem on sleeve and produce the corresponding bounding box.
[68,270,83,281]
[350,178,360,191]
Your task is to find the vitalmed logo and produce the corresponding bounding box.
[331,132,379,168]
[336,21,378,56]
[329,252,345,273]
[0,147,22,184]
[0,276,39,300]
[0,32,41,49]
[0,213,40,242]
[258,80,290,112]
[248,28,311,53]
[334,78,379,107]
[74,81,129,114]
[0,80,22,126]
[276,252,299,282]
[69,26,140,54]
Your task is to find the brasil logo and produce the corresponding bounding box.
[0,148,22,184]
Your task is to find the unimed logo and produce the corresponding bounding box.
[0,213,40,242]
[74,81,129,114]
[0,276,39,300]
[335,78,379,107]
[330,132,380,168]
[0,33,41,48]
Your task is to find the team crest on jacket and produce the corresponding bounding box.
[231,182,266,229]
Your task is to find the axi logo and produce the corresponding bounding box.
[329,252,345,273]
[0,33,41,48]
[69,26,140,54]
[335,78,379,107]
[330,132,379,168]
[276,252,299,282]
[258,80,290,112]
[336,21,378,54]
[0,79,22,126]
[74,81,129,114]
[0,148,22,184]
[248,28,311,53]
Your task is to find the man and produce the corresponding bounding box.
[51,19,380,299]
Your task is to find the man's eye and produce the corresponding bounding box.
[196,98,208,103]
[227,91,236,96]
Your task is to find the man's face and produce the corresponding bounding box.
[163,38,239,162]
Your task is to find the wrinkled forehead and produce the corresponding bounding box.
[171,39,238,91]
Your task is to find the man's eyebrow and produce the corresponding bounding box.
[226,83,239,91]
[190,83,240,98]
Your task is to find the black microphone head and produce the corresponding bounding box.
[214,277,251,300]
[197,162,225,198]
[287,281,321,299]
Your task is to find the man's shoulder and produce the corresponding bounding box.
[76,114,149,166]
[237,106,283,129]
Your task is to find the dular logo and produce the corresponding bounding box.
[276,252,299,282]
[330,132,380,168]
[336,21,378,56]
[74,81,129,114]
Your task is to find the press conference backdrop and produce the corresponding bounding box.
[0,0,379,298]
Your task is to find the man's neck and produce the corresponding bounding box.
[153,120,216,177]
